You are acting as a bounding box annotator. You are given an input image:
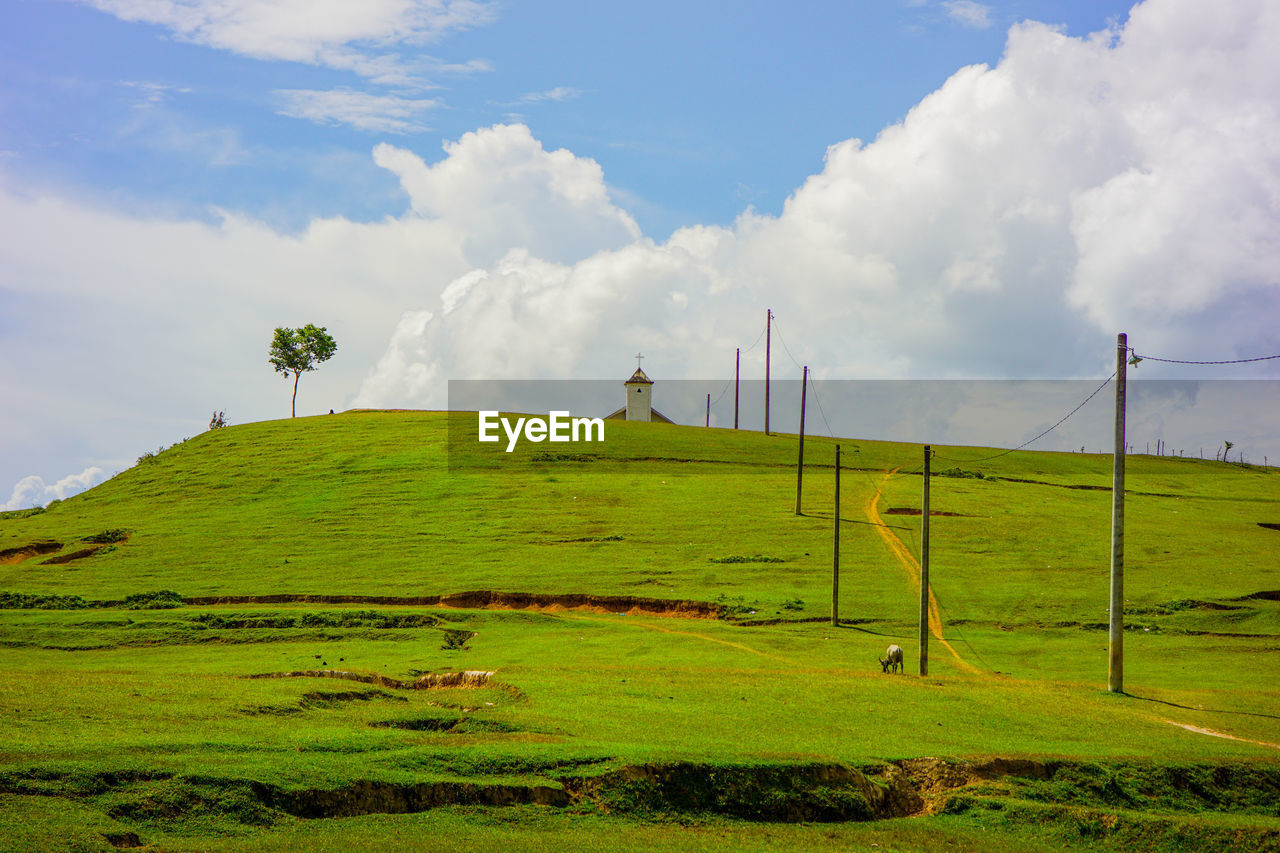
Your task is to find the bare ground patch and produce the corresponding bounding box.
[883,507,968,517]
[184,590,724,618]
[245,669,496,691]
[0,541,61,565]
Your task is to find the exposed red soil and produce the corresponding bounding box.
[0,541,62,565]
[42,546,106,565]
[183,590,723,618]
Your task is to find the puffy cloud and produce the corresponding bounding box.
[274,89,440,133]
[372,124,642,266]
[2,467,107,511]
[0,121,648,491]
[74,0,495,85]
[356,0,1280,410]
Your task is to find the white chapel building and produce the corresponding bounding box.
[605,359,675,424]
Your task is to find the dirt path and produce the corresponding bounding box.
[1162,719,1280,750]
[560,612,800,665]
[864,469,982,676]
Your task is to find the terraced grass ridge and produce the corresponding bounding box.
[1,410,1277,852]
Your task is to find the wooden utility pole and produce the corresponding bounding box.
[734,347,740,429]
[1109,333,1128,694]
[705,393,710,427]
[920,445,931,677]
[765,309,772,435]
[795,366,808,515]
[832,444,841,627]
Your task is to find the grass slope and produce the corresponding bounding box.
[1,411,1277,850]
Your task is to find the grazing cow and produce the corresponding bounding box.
[879,644,904,674]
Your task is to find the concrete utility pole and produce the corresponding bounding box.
[920,445,931,677]
[795,366,808,515]
[832,444,841,627]
[734,347,740,430]
[764,309,773,435]
[1109,333,1128,694]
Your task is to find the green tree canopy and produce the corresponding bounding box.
[269,325,337,418]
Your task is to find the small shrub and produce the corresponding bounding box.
[0,507,45,520]
[123,590,184,610]
[82,529,130,544]
[935,467,987,480]
[209,411,228,430]
[441,629,473,650]
[780,598,805,612]
[714,594,760,618]
[136,446,166,465]
[0,591,88,609]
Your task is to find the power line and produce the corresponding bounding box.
[1130,350,1280,366]
[807,378,836,439]
[741,323,767,355]
[706,376,737,407]
[770,318,807,372]
[932,372,1116,464]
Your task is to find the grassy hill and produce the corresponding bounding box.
[1,411,1277,851]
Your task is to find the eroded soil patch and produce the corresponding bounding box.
[246,669,496,691]
[0,541,61,565]
[253,778,569,818]
[1236,590,1280,602]
[883,507,968,517]
[370,716,518,734]
[181,590,723,618]
[43,546,107,565]
[6,758,1279,849]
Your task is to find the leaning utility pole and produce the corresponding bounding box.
[795,366,808,515]
[1109,333,1128,694]
[832,444,841,627]
[920,445,931,677]
[734,347,740,430]
[764,309,773,435]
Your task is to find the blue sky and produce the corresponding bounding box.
[2,0,1278,508]
[5,1,1134,235]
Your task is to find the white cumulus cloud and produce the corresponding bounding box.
[2,467,107,511]
[353,0,1280,410]
[372,124,642,266]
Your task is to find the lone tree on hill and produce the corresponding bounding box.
[269,325,337,418]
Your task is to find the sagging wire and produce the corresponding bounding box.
[1129,350,1280,366]
[931,372,1116,465]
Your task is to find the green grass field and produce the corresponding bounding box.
[1,411,1277,851]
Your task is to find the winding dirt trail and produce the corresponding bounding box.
[865,469,982,676]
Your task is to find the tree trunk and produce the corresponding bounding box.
[292,372,300,418]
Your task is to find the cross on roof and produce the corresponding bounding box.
[634,352,644,370]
